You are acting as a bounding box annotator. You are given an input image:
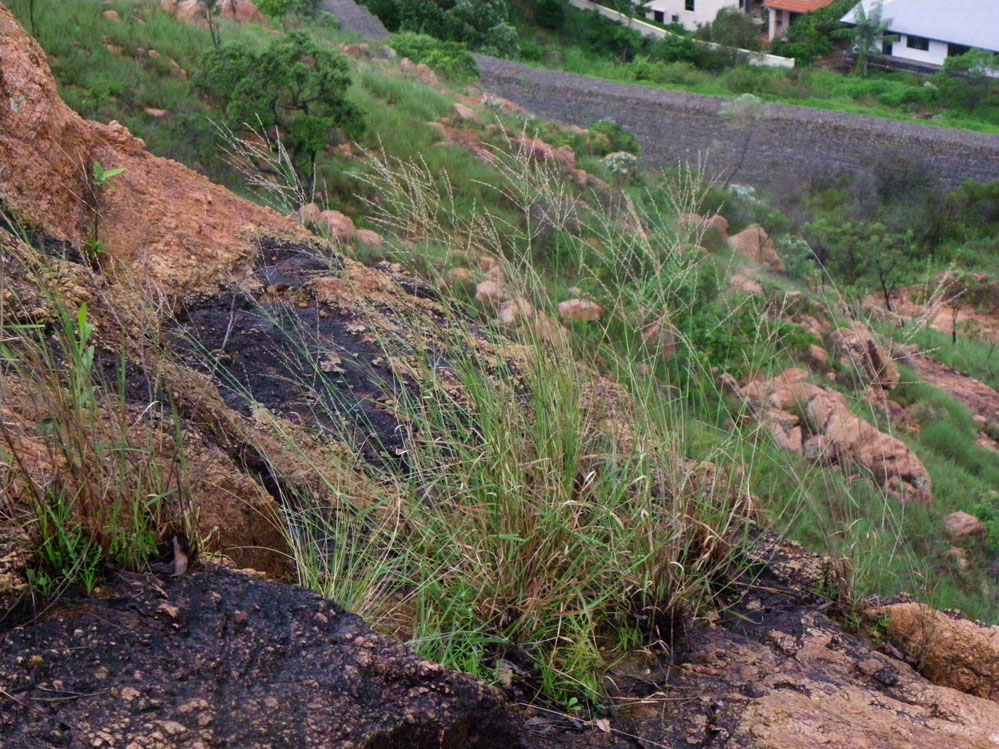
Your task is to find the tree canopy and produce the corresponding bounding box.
[196,32,363,174]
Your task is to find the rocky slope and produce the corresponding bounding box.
[4,4,999,746]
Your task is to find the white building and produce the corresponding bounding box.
[642,0,752,32]
[841,0,999,69]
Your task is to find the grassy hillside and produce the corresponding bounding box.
[4,0,999,712]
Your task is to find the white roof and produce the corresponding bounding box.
[841,0,999,52]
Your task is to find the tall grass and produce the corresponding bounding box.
[0,230,190,599]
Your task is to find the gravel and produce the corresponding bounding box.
[476,56,999,192]
[316,1,999,193]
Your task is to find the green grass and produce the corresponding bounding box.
[6,0,999,714]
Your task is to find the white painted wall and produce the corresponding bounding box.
[643,0,738,32]
[890,34,948,67]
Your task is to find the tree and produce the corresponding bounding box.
[534,0,565,30]
[396,0,520,57]
[848,0,891,76]
[196,32,363,175]
[803,218,911,309]
[719,93,767,189]
[200,0,221,48]
[695,8,763,52]
[934,50,999,111]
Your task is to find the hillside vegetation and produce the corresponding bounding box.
[3,0,999,716]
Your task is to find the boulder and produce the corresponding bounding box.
[496,297,534,328]
[516,136,576,169]
[445,267,475,287]
[680,213,729,240]
[641,316,679,360]
[558,299,604,323]
[219,0,268,24]
[399,58,438,86]
[317,210,356,242]
[868,602,999,704]
[453,103,481,123]
[102,10,122,21]
[354,228,384,247]
[945,511,987,540]
[828,323,899,391]
[475,280,507,308]
[729,223,785,273]
[739,370,931,503]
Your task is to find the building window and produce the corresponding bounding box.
[906,35,930,51]
[947,43,970,57]
[685,0,695,11]
[672,14,680,23]
[654,10,664,23]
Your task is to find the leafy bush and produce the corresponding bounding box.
[255,0,321,18]
[395,0,520,57]
[648,34,731,72]
[770,0,853,65]
[694,8,762,51]
[567,8,647,61]
[196,32,363,174]
[389,33,481,82]
[589,118,639,155]
[933,50,999,111]
[361,0,402,31]
[534,0,566,30]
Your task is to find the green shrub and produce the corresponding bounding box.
[770,0,853,65]
[534,0,566,30]
[389,33,481,82]
[396,0,520,56]
[649,34,731,72]
[695,7,762,51]
[196,31,363,175]
[256,0,321,18]
[361,0,402,31]
[589,118,639,155]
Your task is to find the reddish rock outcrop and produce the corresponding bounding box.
[558,299,604,323]
[828,322,899,390]
[729,223,785,273]
[869,601,999,704]
[219,0,268,24]
[945,511,987,540]
[739,369,931,503]
[0,4,306,299]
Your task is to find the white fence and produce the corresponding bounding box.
[565,0,795,69]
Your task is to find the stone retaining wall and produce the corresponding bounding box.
[477,56,999,193]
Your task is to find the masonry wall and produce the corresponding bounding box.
[476,56,999,194]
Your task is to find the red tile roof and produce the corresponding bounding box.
[763,0,836,12]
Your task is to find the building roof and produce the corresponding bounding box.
[763,0,836,13]
[841,0,999,52]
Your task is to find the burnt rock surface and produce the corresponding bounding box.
[0,567,519,748]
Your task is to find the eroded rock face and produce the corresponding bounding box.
[828,323,899,391]
[616,530,999,748]
[729,224,785,273]
[739,370,931,503]
[0,4,306,299]
[869,602,999,704]
[0,568,519,747]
